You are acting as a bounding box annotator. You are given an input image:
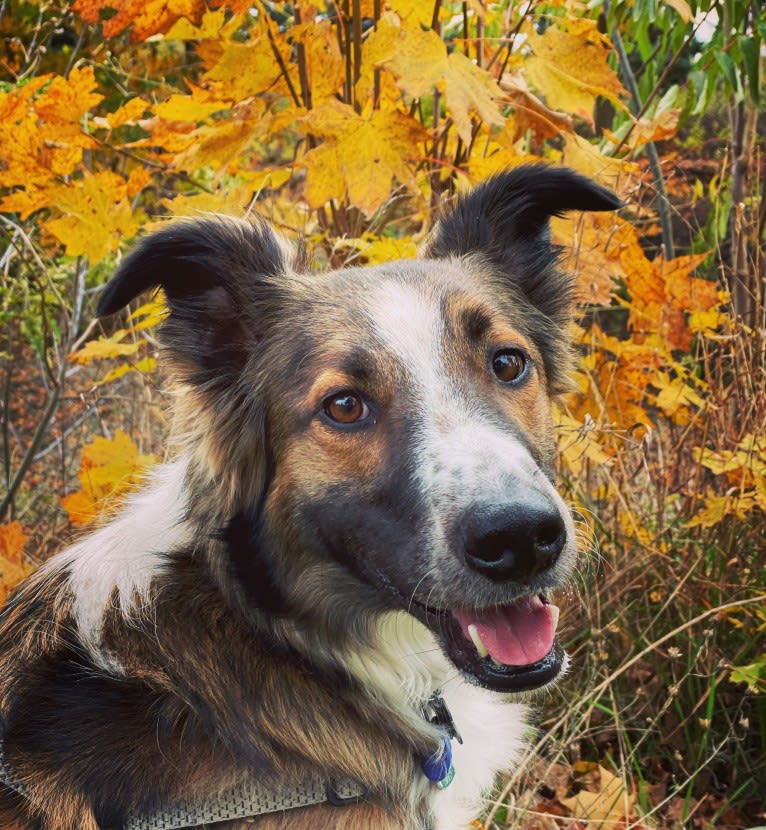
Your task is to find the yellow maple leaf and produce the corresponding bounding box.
[0,67,101,192]
[0,522,32,606]
[652,372,706,418]
[302,101,428,215]
[161,183,257,216]
[164,7,228,39]
[562,133,635,195]
[560,766,636,828]
[367,17,447,99]
[387,0,434,26]
[292,19,345,104]
[688,308,728,335]
[340,234,418,265]
[43,170,139,264]
[686,491,755,528]
[102,96,149,130]
[620,251,717,348]
[661,253,717,312]
[0,521,27,562]
[555,410,613,478]
[128,300,167,331]
[467,146,540,181]
[61,432,157,526]
[98,357,158,386]
[500,71,574,140]
[153,95,225,122]
[36,65,103,123]
[365,15,504,142]
[551,211,627,306]
[73,0,206,41]
[202,28,287,104]
[523,17,627,125]
[171,101,271,175]
[126,166,152,199]
[444,51,505,144]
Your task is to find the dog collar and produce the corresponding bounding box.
[1,754,364,830]
[0,693,459,826]
[124,777,366,830]
[0,744,365,830]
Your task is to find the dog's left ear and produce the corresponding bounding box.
[422,165,621,325]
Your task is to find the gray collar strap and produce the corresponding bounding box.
[0,746,365,830]
[124,776,366,830]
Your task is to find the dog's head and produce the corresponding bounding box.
[99,166,619,693]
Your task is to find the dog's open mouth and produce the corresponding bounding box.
[411,594,564,693]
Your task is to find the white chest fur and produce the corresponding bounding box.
[429,681,528,830]
[344,611,529,830]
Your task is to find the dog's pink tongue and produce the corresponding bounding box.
[454,596,555,666]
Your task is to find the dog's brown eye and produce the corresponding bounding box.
[323,392,368,425]
[492,349,527,383]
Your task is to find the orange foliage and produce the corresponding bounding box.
[73,0,207,40]
[0,522,32,605]
[61,432,158,526]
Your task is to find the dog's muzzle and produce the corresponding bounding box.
[411,489,570,693]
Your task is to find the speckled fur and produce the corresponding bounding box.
[0,167,619,830]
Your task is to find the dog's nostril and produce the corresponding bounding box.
[536,518,564,550]
[461,499,566,583]
[479,530,516,564]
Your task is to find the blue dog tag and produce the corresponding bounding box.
[421,735,455,788]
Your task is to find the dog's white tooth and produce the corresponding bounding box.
[548,604,560,631]
[467,624,489,659]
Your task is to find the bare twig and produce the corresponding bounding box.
[612,5,718,155]
[0,380,62,521]
[0,226,87,520]
[610,20,675,258]
[260,2,302,110]
[373,0,381,109]
[431,0,442,34]
[2,365,12,494]
[64,23,88,79]
[352,0,362,103]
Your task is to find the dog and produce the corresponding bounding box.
[0,166,620,830]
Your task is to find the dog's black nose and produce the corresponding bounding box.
[461,495,566,583]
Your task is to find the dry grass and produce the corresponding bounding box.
[486,314,766,828]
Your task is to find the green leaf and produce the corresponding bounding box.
[691,70,711,117]
[740,36,761,104]
[730,655,766,692]
[714,49,743,101]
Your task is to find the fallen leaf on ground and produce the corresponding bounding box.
[560,766,636,828]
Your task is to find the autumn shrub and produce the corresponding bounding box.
[0,1,764,827]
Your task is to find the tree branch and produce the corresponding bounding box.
[611,21,675,258]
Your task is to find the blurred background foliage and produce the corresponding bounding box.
[0,0,764,826]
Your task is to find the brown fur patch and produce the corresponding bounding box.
[0,168,619,829]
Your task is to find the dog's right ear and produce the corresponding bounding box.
[98,217,298,386]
